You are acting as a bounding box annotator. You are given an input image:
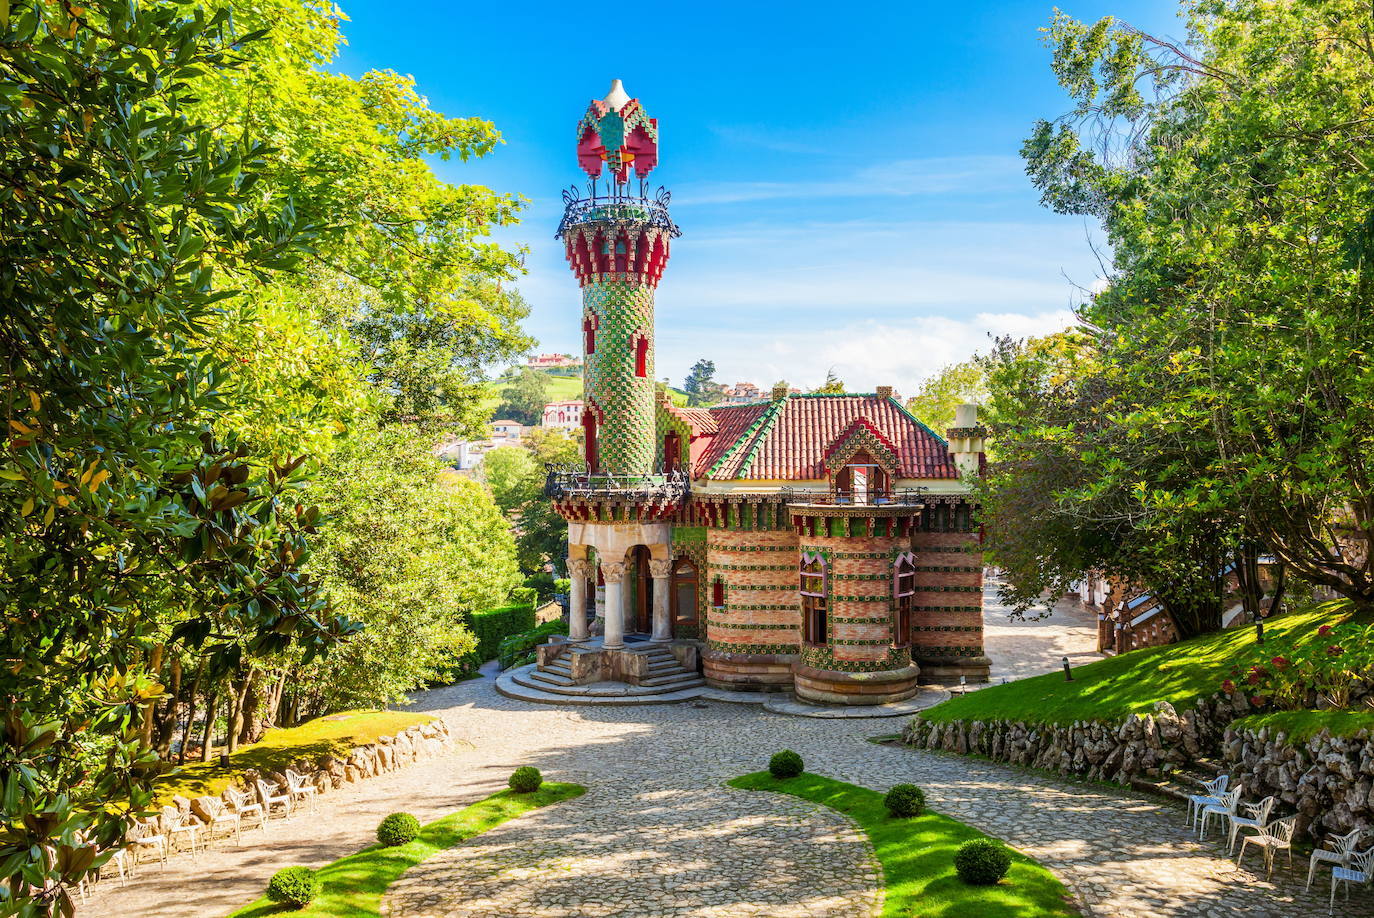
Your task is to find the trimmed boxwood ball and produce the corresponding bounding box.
[509,765,542,793]
[768,749,804,779]
[884,783,926,818]
[376,812,421,847]
[266,866,321,909]
[954,838,1012,886]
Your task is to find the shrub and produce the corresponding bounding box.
[509,766,542,793]
[768,749,803,779]
[884,784,925,818]
[954,838,1011,886]
[468,603,537,661]
[266,866,321,909]
[376,812,421,847]
[497,618,570,670]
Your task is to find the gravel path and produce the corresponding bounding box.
[83,583,1361,918]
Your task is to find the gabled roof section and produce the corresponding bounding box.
[823,417,902,474]
[694,394,959,481]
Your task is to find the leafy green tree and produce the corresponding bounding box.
[481,446,540,516]
[907,360,988,436]
[812,369,846,394]
[294,427,520,711]
[0,4,357,909]
[514,429,581,574]
[1024,3,1374,611]
[683,359,724,406]
[494,367,551,426]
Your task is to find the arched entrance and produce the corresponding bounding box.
[631,545,653,635]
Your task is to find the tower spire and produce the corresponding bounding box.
[559,84,680,477]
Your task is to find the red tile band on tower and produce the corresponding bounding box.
[557,79,680,478]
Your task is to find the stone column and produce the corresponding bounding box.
[601,561,626,650]
[567,559,591,641]
[649,559,673,642]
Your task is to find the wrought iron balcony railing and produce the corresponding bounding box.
[545,464,690,501]
[781,487,928,508]
[555,185,681,239]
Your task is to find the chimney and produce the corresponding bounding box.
[947,403,987,478]
[772,382,790,401]
[876,385,893,400]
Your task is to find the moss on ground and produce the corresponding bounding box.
[155,709,435,805]
[729,771,1079,917]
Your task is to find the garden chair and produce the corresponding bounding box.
[1237,814,1296,877]
[1185,773,1229,827]
[1197,786,1241,841]
[285,769,320,813]
[125,817,167,872]
[1330,846,1374,915]
[1309,827,1364,890]
[194,794,241,845]
[255,778,293,822]
[160,804,201,857]
[225,786,266,835]
[1227,795,1276,855]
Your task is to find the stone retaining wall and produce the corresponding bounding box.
[187,717,451,820]
[1222,723,1374,842]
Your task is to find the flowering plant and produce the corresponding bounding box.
[1225,620,1374,711]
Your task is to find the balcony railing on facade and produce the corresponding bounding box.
[555,185,681,239]
[545,464,690,502]
[781,487,928,508]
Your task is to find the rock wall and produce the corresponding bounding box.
[901,694,1249,784]
[1223,724,1374,842]
[187,717,451,819]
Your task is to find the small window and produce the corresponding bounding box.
[711,577,725,608]
[582,409,599,473]
[634,335,649,378]
[663,431,681,475]
[673,559,699,624]
[894,552,916,647]
[583,313,598,355]
[800,553,827,645]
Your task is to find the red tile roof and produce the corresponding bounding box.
[695,395,958,481]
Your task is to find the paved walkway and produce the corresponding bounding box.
[983,572,1103,683]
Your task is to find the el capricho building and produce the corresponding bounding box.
[531,81,990,705]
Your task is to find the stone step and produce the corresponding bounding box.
[497,670,708,706]
[509,668,703,698]
[639,672,705,689]
[528,670,577,687]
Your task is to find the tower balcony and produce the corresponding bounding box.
[555,187,682,240]
[544,464,690,502]
[781,487,929,515]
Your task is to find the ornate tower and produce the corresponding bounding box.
[558,80,680,477]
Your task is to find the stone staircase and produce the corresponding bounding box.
[505,643,705,703]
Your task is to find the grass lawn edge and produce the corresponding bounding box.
[227,781,585,917]
[727,771,1080,918]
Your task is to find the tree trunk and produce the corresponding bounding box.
[237,669,264,746]
[199,690,218,763]
[180,659,206,766]
[139,643,164,750]
[154,655,183,757]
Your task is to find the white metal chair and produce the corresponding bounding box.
[285,769,320,813]
[194,795,241,845]
[1330,846,1374,915]
[1198,786,1242,841]
[256,779,293,822]
[1310,827,1363,890]
[1227,795,1275,855]
[125,817,167,872]
[225,786,266,835]
[1186,774,1230,827]
[160,804,201,858]
[1237,813,1296,877]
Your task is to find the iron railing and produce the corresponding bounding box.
[545,464,690,501]
[555,185,681,239]
[781,487,928,507]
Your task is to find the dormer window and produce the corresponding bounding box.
[834,451,889,505]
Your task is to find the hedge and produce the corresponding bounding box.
[469,603,537,661]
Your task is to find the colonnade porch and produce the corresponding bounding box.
[566,553,674,650]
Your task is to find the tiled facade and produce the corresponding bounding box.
[551,83,990,704]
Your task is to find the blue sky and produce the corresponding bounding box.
[335,0,1182,397]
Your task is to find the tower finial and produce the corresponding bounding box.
[603,79,630,112]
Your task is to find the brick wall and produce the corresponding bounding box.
[798,533,903,667]
[705,528,801,654]
[908,530,985,663]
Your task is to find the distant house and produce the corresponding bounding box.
[436,439,496,471]
[720,382,764,405]
[542,400,583,433]
[491,420,528,443]
[526,353,583,372]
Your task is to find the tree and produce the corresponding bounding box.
[1024,3,1374,611]
[812,369,846,394]
[494,367,551,426]
[0,4,357,909]
[514,429,581,575]
[683,359,724,406]
[907,360,988,436]
[480,446,540,516]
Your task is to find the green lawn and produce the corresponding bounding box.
[155,710,435,805]
[228,782,585,917]
[729,772,1078,917]
[488,372,690,411]
[1230,709,1374,742]
[921,607,1344,727]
